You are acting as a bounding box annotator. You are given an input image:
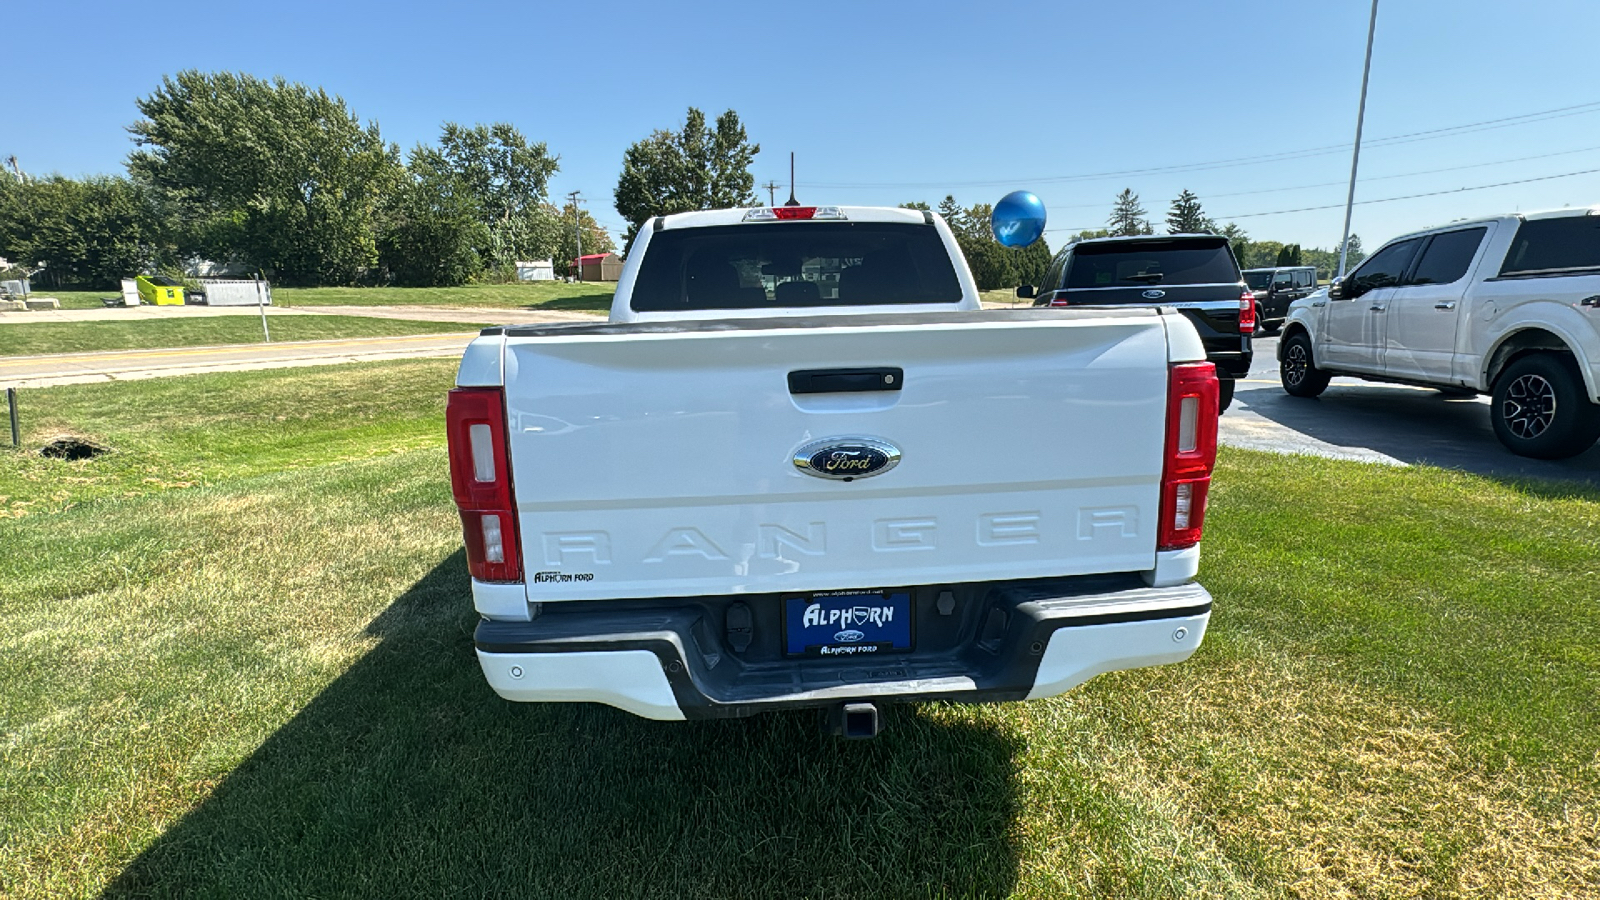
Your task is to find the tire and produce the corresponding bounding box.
[1218,377,1235,413]
[1490,353,1600,459]
[1259,320,1281,336]
[1279,331,1330,398]
[1252,305,1265,334]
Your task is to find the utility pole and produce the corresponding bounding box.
[762,180,780,207]
[567,190,583,282]
[1338,0,1379,279]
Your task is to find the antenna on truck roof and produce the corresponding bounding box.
[784,152,800,206]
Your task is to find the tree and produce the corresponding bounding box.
[553,201,617,276]
[937,195,967,235]
[1166,189,1209,234]
[963,202,997,241]
[378,156,491,287]
[129,71,401,284]
[0,175,171,288]
[614,107,759,248]
[1276,243,1302,267]
[1342,234,1365,271]
[898,201,931,211]
[957,235,1016,291]
[1108,189,1152,236]
[1009,236,1053,288]
[410,123,560,270]
[1214,221,1249,267]
[1072,228,1111,242]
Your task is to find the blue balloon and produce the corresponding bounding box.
[991,191,1047,248]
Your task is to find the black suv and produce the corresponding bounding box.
[1020,234,1253,411]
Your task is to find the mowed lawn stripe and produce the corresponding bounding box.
[0,315,490,357]
[1,359,1595,897]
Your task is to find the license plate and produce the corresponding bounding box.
[784,589,912,657]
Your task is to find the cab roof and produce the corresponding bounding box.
[654,206,931,230]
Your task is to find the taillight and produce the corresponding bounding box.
[1238,285,1256,333]
[1158,362,1219,551]
[447,388,522,582]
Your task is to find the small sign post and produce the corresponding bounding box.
[256,275,271,343]
[8,387,19,449]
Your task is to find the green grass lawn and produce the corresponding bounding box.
[26,282,614,312]
[2,363,1596,898]
[278,281,614,311]
[0,315,490,357]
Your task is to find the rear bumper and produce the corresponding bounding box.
[1205,346,1253,379]
[474,577,1211,720]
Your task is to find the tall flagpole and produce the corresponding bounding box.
[1338,0,1380,278]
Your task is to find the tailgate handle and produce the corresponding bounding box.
[788,367,903,394]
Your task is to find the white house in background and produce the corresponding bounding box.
[516,259,555,281]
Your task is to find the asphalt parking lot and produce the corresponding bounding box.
[1228,335,1600,486]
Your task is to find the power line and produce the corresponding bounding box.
[1216,167,1600,220]
[1044,143,1600,211]
[799,100,1600,190]
[1042,165,1600,233]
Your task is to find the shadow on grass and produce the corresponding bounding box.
[104,551,1022,898]
[526,290,614,312]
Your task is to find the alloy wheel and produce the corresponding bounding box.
[1503,373,1556,439]
[1284,343,1309,386]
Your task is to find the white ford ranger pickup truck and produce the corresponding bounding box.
[1279,207,1600,459]
[447,205,1219,734]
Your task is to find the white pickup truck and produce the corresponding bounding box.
[447,205,1219,735]
[1279,207,1600,459]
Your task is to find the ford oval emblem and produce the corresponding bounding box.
[792,436,901,480]
[835,629,865,642]
[1142,289,1166,299]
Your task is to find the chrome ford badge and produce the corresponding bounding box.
[793,437,901,480]
[1142,289,1166,299]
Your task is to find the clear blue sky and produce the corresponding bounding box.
[11,0,1600,253]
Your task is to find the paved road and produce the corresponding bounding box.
[0,332,491,388]
[1228,335,1600,486]
[0,306,603,388]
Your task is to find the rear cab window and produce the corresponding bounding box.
[1499,215,1600,277]
[1407,228,1487,286]
[1243,270,1273,291]
[1064,238,1240,296]
[630,221,963,312]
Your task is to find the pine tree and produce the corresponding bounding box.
[1166,189,1209,234]
[936,195,966,234]
[1108,189,1150,236]
[1215,222,1249,266]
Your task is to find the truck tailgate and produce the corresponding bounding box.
[499,309,1172,601]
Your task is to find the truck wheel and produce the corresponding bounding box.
[1490,354,1600,459]
[1280,332,1330,398]
[1218,377,1235,413]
